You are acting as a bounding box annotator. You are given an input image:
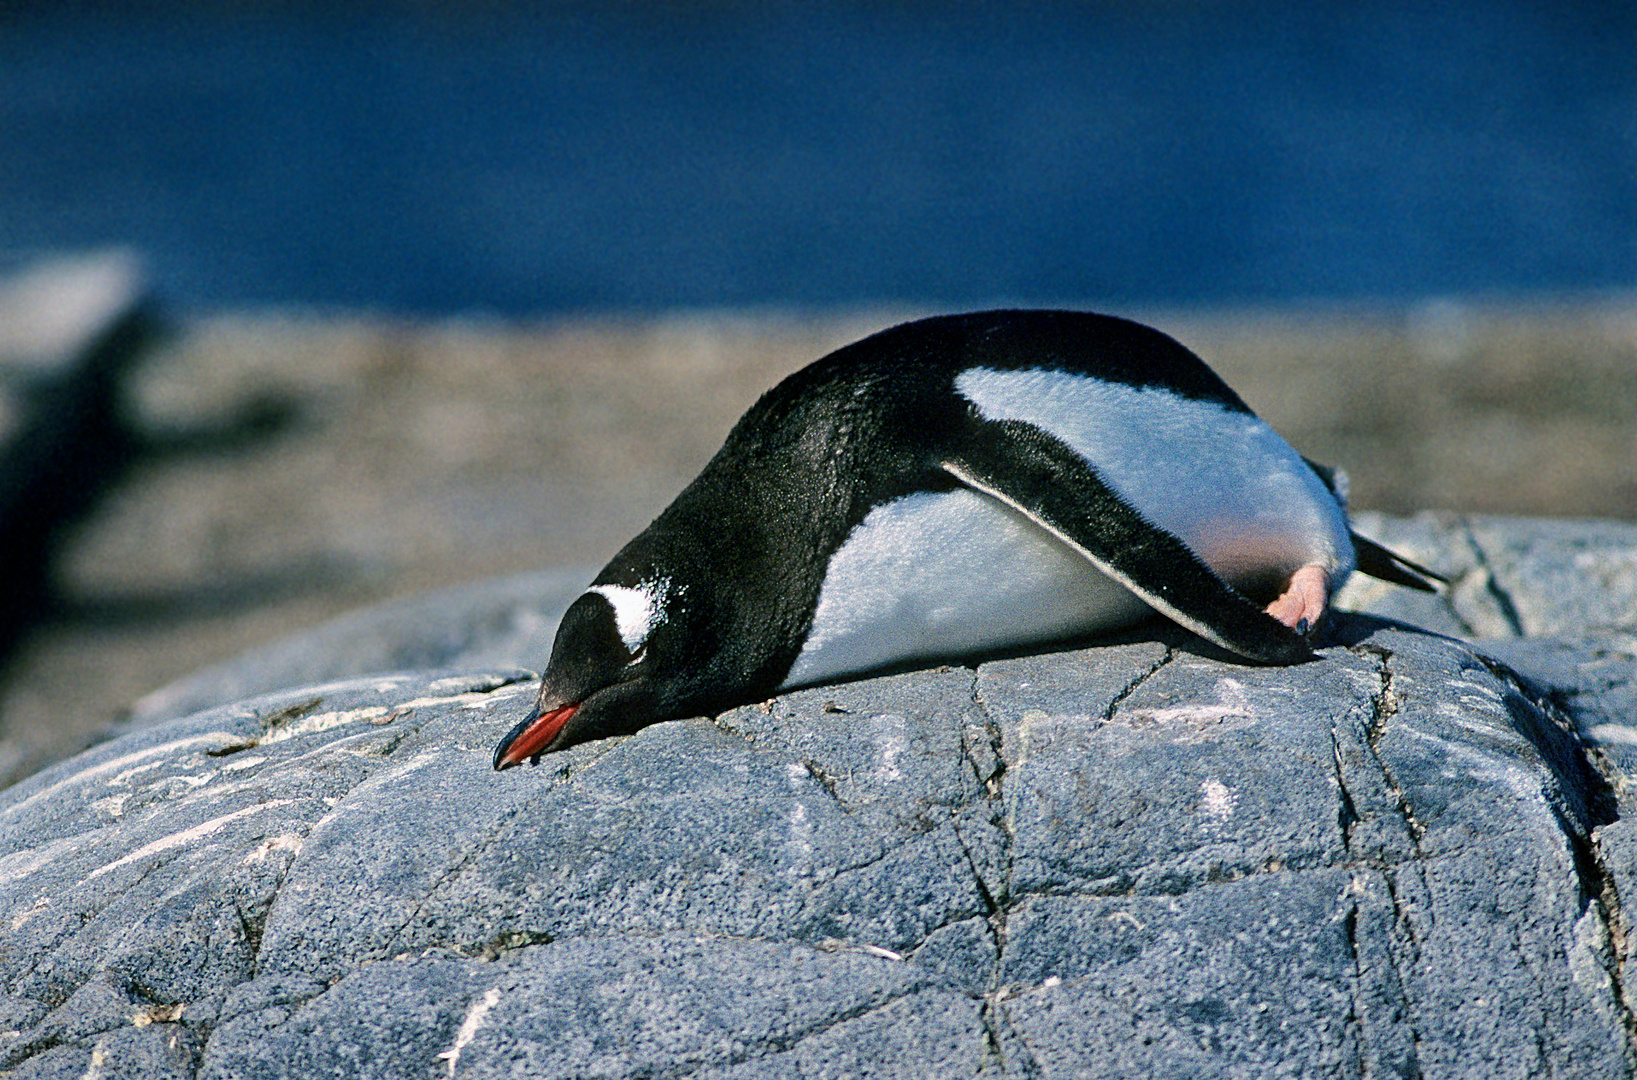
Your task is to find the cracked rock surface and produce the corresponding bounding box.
[3,513,1637,1078]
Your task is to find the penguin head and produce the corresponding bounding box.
[492,470,816,768]
[492,574,720,767]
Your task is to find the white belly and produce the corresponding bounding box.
[781,488,1150,689]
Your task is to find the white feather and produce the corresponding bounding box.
[784,365,1356,686]
[954,366,1353,583]
[781,488,1148,688]
[589,582,667,652]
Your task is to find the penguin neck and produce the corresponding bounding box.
[605,465,844,704]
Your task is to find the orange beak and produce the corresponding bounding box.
[492,703,578,769]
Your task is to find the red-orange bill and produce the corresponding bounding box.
[493,703,578,769]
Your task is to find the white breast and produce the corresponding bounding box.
[955,366,1352,584]
[780,488,1149,689]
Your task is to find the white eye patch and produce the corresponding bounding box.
[589,581,669,654]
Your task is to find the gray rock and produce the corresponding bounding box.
[1337,511,1637,640]
[4,513,1636,1077]
[3,612,1636,1075]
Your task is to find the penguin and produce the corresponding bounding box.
[494,309,1441,768]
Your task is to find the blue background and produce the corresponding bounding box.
[2,1,1633,315]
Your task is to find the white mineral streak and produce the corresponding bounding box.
[259,706,388,743]
[0,732,244,820]
[0,834,85,889]
[1133,677,1254,726]
[397,690,517,711]
[244,835,304,864]
[437,987,502,1076]
[875,718,906,781]
[77,1037,110,1080]
[1588,724,1637,745]
[1199,778,1238,821]
[87,801,296,880]
[783,763,814,873]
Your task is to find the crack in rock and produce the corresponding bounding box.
[1330,731,1362,856]
[1337,895,1366,1077]
[966,668,1029,1077]
[377,842,494,963]
[1356,650,1432,1012]
[250,696,325,730]
[1100,646,1174,722]
[1338,643,1431,1077]
[1591,830,1637,1060]
[1466,651,1637,1058]
[240,836,306,984]
[1352,643,1427,846]
[1458,517,1526,637]
[1332,712,1428,1078]
[707,711,762,747]
[449,928,557,964]
[966,672,1013,978]
[799,758,851,812]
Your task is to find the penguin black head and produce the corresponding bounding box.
[491,541,782,767]
[493,582,678,767]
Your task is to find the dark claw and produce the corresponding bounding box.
[1295,617,1311,636]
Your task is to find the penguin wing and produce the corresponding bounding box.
[940,418,1314,666]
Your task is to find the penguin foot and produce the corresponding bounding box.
[1264,565,1329,635]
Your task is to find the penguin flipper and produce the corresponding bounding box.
[941,420,1314,666]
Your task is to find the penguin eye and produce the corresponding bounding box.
[626,639,648,667]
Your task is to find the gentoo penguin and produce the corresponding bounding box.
[494,309,1440,768]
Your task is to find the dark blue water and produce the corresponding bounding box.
[2,2,1633,315]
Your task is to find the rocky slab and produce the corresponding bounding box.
[2,514,1637,1078]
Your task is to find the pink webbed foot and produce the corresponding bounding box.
[1264,564,1330,635]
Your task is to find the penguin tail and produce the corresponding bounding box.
[1351,531,1446,593]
